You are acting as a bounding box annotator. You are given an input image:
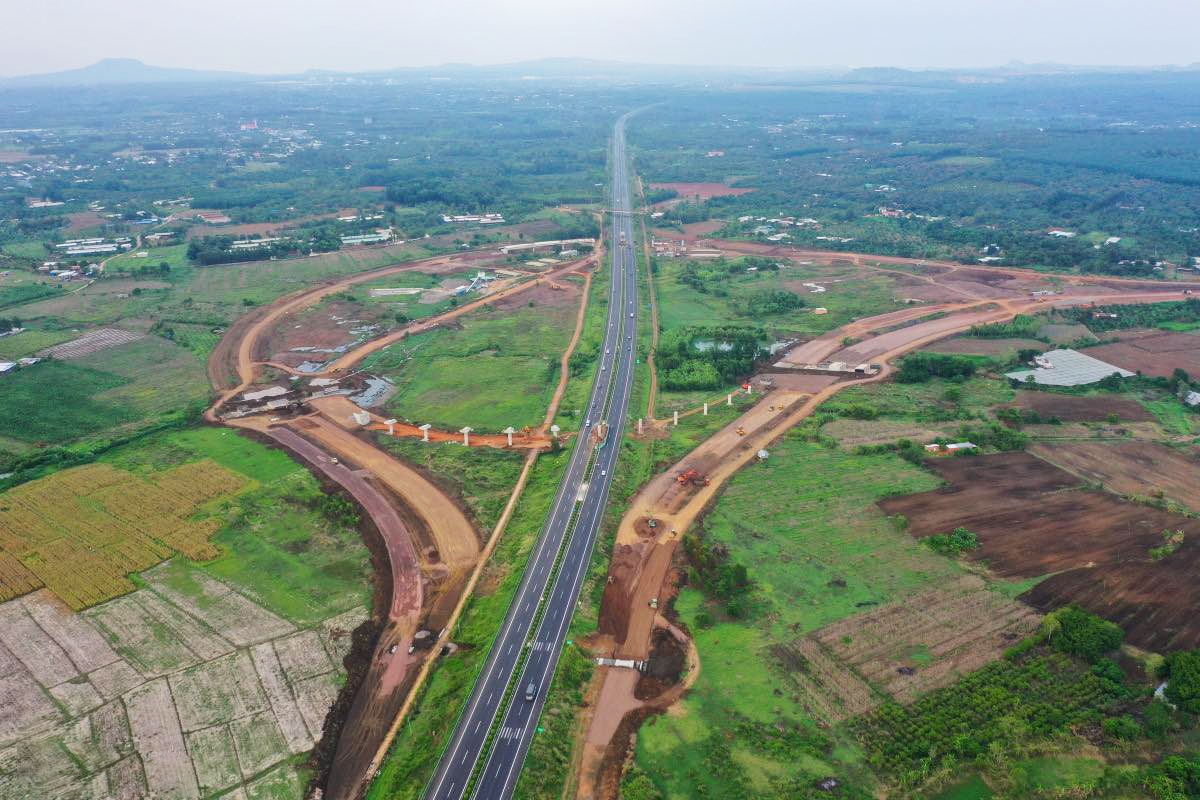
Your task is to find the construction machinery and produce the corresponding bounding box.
[736,426,746,436]
[676,469,710,487]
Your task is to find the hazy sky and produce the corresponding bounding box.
[5,0,1198,76]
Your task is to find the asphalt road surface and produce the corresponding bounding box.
[424,114,639,800]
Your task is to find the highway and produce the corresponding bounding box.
[424,113,639,800]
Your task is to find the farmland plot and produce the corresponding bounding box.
[0,461,246,609]
[0,561,362,799]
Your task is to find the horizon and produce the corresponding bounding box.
[4,0,1199,78]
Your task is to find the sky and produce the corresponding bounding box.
[4,0,1199,77]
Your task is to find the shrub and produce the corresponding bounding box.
[895,352,978,383]
[1046,606,1124,663]
[1102,715,1142,740]
[925,527,979,556]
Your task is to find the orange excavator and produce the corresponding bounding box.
[676,469,710,487]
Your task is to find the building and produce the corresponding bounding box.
[499,238,595,255]
[1005,348,1133,387]
[196,211,232,225]
[340,229,394,246]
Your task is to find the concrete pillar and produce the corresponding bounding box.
[419,423,431,442]
[746,383,753,395]
[703,403,708,416]
[503,426,515,446]
[727,393,733,406]
[460,427,472,446]
[637,418,643,435]
[673,410,678,427]
[385,418,397,436]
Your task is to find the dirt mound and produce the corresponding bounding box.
[635,629,685,701]
[1002,391,1153,422]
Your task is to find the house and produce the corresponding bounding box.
[946,442,977,452]
[1047,228,1077,238]
[1185,391,1200,408]
[0,362,15,374]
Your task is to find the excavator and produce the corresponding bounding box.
[676,469,710,487]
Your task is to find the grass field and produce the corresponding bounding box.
[0,360,135,444]
[0,335,210,466]
[634,434,970,798]
[367,301,575,432]
[105,427,372,625]
[0,326,76,359]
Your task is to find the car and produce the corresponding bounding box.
[605,348,609,355]
[629,312,634,318]
[601,469,607,477]
[525,682,537,702]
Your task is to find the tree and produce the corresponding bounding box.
[1046,606,1123,662]
[1164,649,1200,713]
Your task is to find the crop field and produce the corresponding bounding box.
[879,452,1200,651]
[105,427,374,626]
[0,360,134,446]
[78,335,211,417]
[366,295,578,432]
[39,327,143,359]
[878,451,1200,578]
[0,460,245,608]
[793,575,1040,715]
[0,578,365,799]
[634,435,992,799]
[0,335,209,462]
[1085,330,1200,378]
[1000,390,1153,422]
[1030,440,1200,510]
[0,424,374,799]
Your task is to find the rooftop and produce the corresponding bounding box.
[1005,348,1133,387]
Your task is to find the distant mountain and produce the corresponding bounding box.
[0,58,253,87]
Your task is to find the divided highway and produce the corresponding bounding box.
[424,114,640,800]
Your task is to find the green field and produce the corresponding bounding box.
[0,334,210,467]
[106,427,372,625]
[366,300,575,432]
[0,326,76,359]
[0,360,135,444]
[634,434,960,799]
